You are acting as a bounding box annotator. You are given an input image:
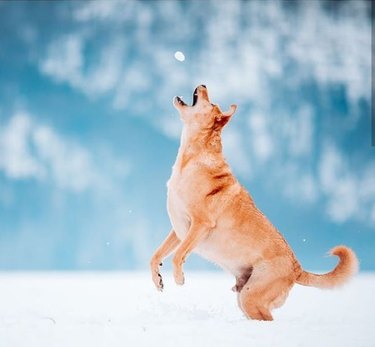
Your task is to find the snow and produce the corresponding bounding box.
[0,272,374,347]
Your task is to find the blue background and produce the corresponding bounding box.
[0,0,373,271]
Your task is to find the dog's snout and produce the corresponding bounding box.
[196,84,209,102]
[174,96,187,106]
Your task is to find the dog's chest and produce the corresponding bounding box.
[166,164,203,240]
[166,148,221,240]
[167,173,190,239]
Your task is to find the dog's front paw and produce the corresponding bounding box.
[174,271,185,286]
[152,272,164,291]
[151,260,164,291]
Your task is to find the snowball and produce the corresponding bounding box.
[174,51,185,62]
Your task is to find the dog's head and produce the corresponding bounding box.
[173,85,237,132]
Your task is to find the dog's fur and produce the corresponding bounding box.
[150,85,359,321]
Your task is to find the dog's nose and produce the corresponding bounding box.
[200,84,206,89]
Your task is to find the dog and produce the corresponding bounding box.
[150,85,358,321]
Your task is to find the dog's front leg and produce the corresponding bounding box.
[172,220,212,285]
[150,230,180,291]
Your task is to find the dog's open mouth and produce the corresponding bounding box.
[176,87,198,107]
[192,87,198,106]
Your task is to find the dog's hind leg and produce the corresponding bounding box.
[232,267,253,292]
[239,282,274,321]
[238,261,293,321]
[150,230,180,291]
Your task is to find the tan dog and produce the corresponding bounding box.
[150,85,358,321]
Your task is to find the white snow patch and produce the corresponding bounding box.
[0,272,373,347]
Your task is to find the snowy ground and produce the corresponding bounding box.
[0,272,374,347]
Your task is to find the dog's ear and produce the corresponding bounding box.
[222,104,237,118]
[215,105,237,129]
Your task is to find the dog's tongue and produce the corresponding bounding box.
[192,87,198,106]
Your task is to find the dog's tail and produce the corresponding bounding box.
[295,245,358,289]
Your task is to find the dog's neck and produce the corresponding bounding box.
[174,126,226,172]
